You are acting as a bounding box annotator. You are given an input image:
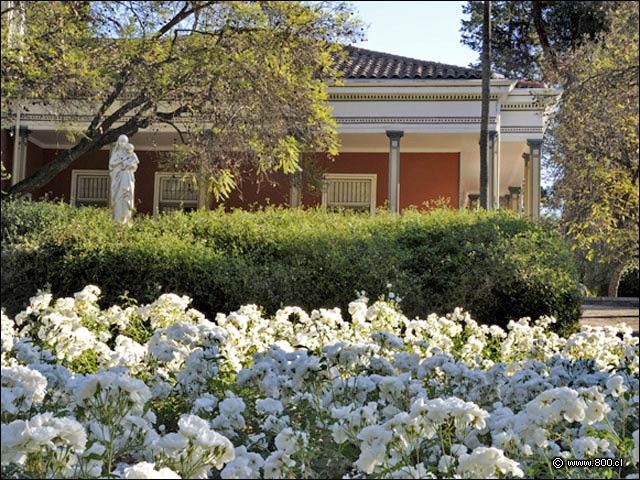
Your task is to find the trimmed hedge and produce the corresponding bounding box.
[1,199,582,333]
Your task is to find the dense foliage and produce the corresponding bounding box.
[1,286,638,478]
[1,1,361,197]
[1,199,582,332]
[461,1,639,296]
[546,2,639,296]
[460,1,616,80]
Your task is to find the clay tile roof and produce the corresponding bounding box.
[515,80,547,88]
[335,45,482,80]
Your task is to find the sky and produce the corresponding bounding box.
[350,1,478,68]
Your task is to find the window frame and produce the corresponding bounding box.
[70,169,110,207]
[153,172,200,215]
[321,173,377,216]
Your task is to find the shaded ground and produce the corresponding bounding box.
[580,298,639,334]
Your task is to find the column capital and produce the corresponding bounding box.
[508,186,521,195]
[527,138,543,148]
[489,130,498,139]
[386,130,404,140]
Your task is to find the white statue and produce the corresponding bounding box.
[109,135,139,224]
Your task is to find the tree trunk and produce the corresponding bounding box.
[479,0,491,209]
[607,262,626,297]
[8,122,143,195]
[531,0,558,74]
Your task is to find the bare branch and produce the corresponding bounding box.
[157,118,188,144]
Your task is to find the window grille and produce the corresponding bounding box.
[154,173,198,214]
[322,174,377,215]
[71,170,109,207]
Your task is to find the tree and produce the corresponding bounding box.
[546,2,639,296]
[1,1,361,198]
[460,1,616,80]
[461,1,638,296]
[479,0,491,209]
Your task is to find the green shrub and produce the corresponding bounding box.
[1,199,582,332]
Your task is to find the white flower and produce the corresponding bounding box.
[457,447,523,478]
[177,414,210,439]
[123,461,181,479]
[355,445,387,474]
[155,432,189,451]
[256,398,284,415]
[219,395,246,417]
[438,455,455,472]
[606,374,628,398]
[274,428,307,454]
[1,310,16,353]
[74,285,101,304]
[220,446,264,479]
[357,424,393,449]
[1,364,48,414]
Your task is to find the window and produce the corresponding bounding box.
[71,170,109,207]
[322,173,377,215]
[154,172,199,214]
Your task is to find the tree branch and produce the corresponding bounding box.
[152,2,215,40]
[97,92,149,133]
[8,108,153,195]
[531,1,559,74]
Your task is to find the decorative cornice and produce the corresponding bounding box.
[1,113,203,123]
[501,103,546,111]
[501,126,544,133]
[5,112,539,132]
[335,116,496,124]
[329,93,500,102]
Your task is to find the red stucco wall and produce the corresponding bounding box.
[212,168,291,211]
[18,147,459,214]
[1,130,13,192]
[32,148,167,215]
[302,152,458,211]
[400,152,459,210]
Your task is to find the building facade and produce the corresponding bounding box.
[1,47,558,219]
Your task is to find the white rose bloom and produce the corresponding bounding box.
[438,455,455,472]
[219,395,246,417]
[457,447,523,478]
[355,445,387,475]
[606,374,628,398]
[123,461,181,479]
[1,310,15,353]
[154,432,189,452]
[193,395,218,414]
[1,364,47,414]
[256,398,284,415]
[1,419,29,465]
[177,414,210,439]
[357,424,393,449]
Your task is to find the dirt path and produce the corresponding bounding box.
[580,304,639,333]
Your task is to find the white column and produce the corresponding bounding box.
[522,152,530,217]
[386,130,403,213]
[527,139,542,222]
[11,124,28,186]
[487,131,498,210]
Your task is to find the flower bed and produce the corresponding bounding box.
[1,286,638,479]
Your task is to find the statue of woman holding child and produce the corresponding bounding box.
[109,135,139,224]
